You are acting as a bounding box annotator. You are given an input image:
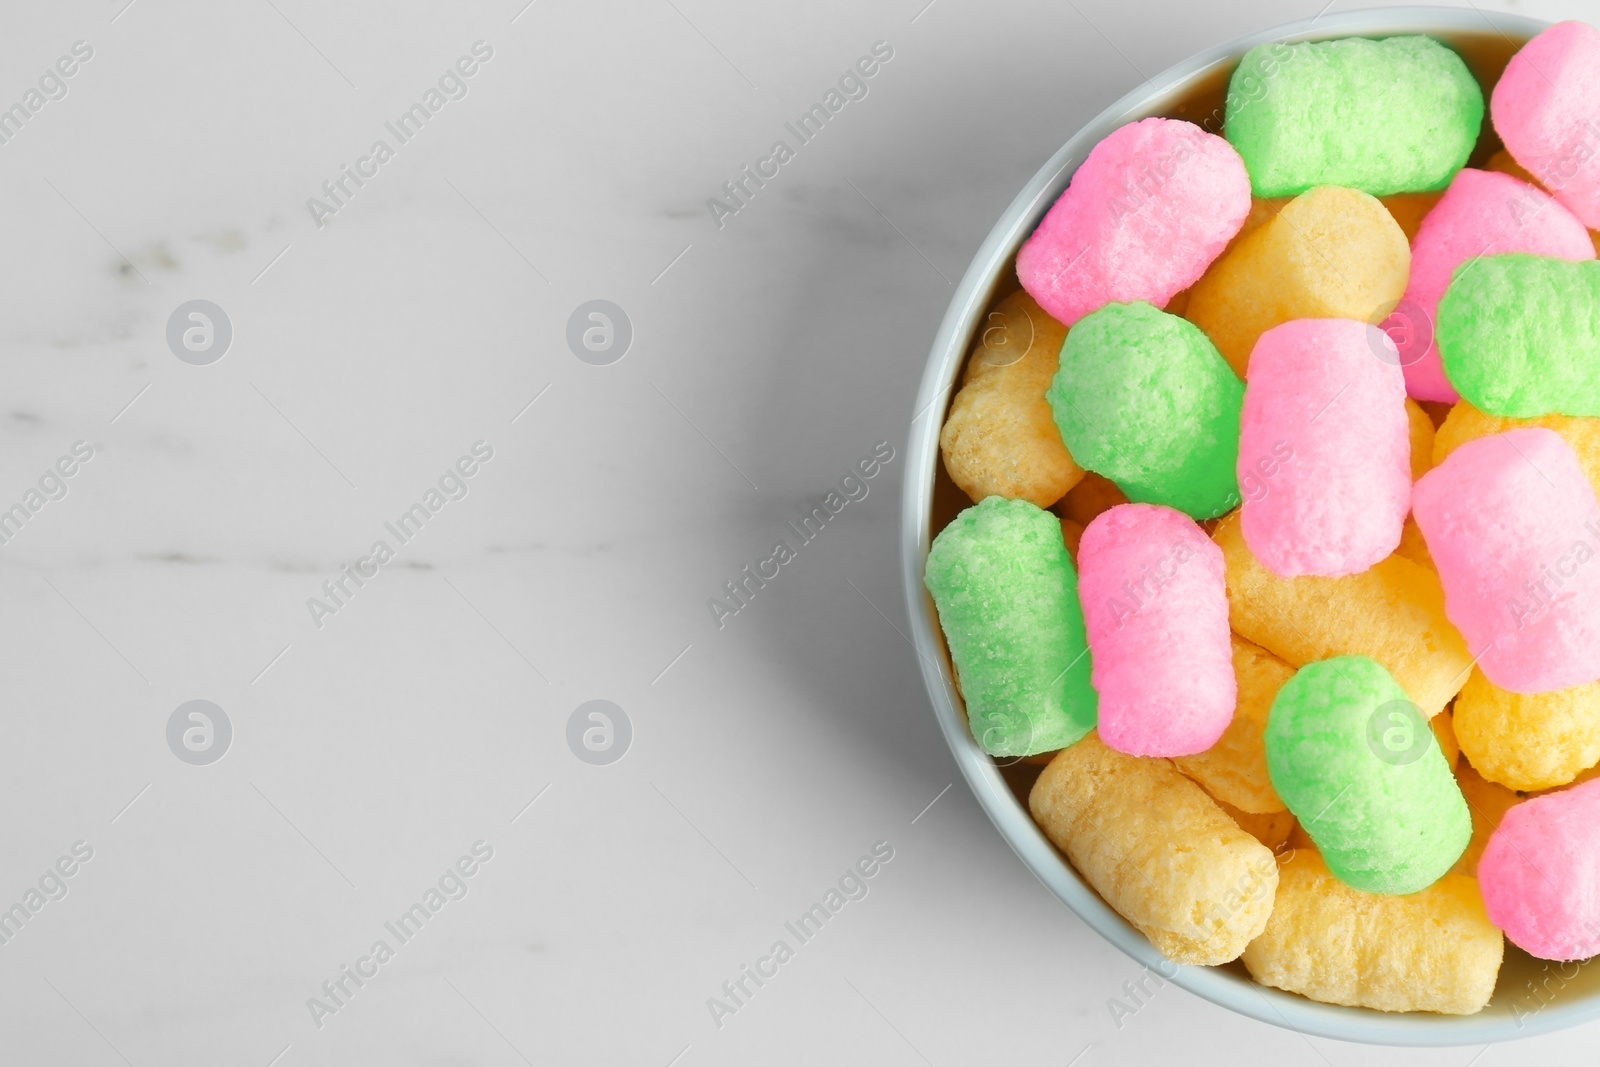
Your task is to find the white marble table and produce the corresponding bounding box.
[0,0,1584,1063]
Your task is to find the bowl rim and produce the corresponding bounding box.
[897,5,1594,1046]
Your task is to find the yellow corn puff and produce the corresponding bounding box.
[1237,197,1290,241]
[1452,760,1520,877]
[1392,402,1439,570]
[1059,518,1084,562]
[1486,148,1540,187]
[1216,798,1296,852]
[1434,401,1600,501]
[1407,399,1436,481]
[1534,761,1600,795]
[1184,185,1410,377]
[1395,519,1435,571]
[961,289,1060,388]
[1418,400,1452,430]
[1453,669,1600,791]
[1173,636,1292,814]
[1056,471,1128,527]
[1213,515,1473,717]
[940,291,1083,507]
[1242,850,1503,1015]
[1433,710,1460,771]
[1381,192,1445,243]
[1030,734,1277,966]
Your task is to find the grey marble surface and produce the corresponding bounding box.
[0,0,1586,1064]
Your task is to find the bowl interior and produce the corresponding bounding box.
[902,5,1600,1047]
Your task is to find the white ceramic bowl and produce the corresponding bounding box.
[901,6,1600,1046]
